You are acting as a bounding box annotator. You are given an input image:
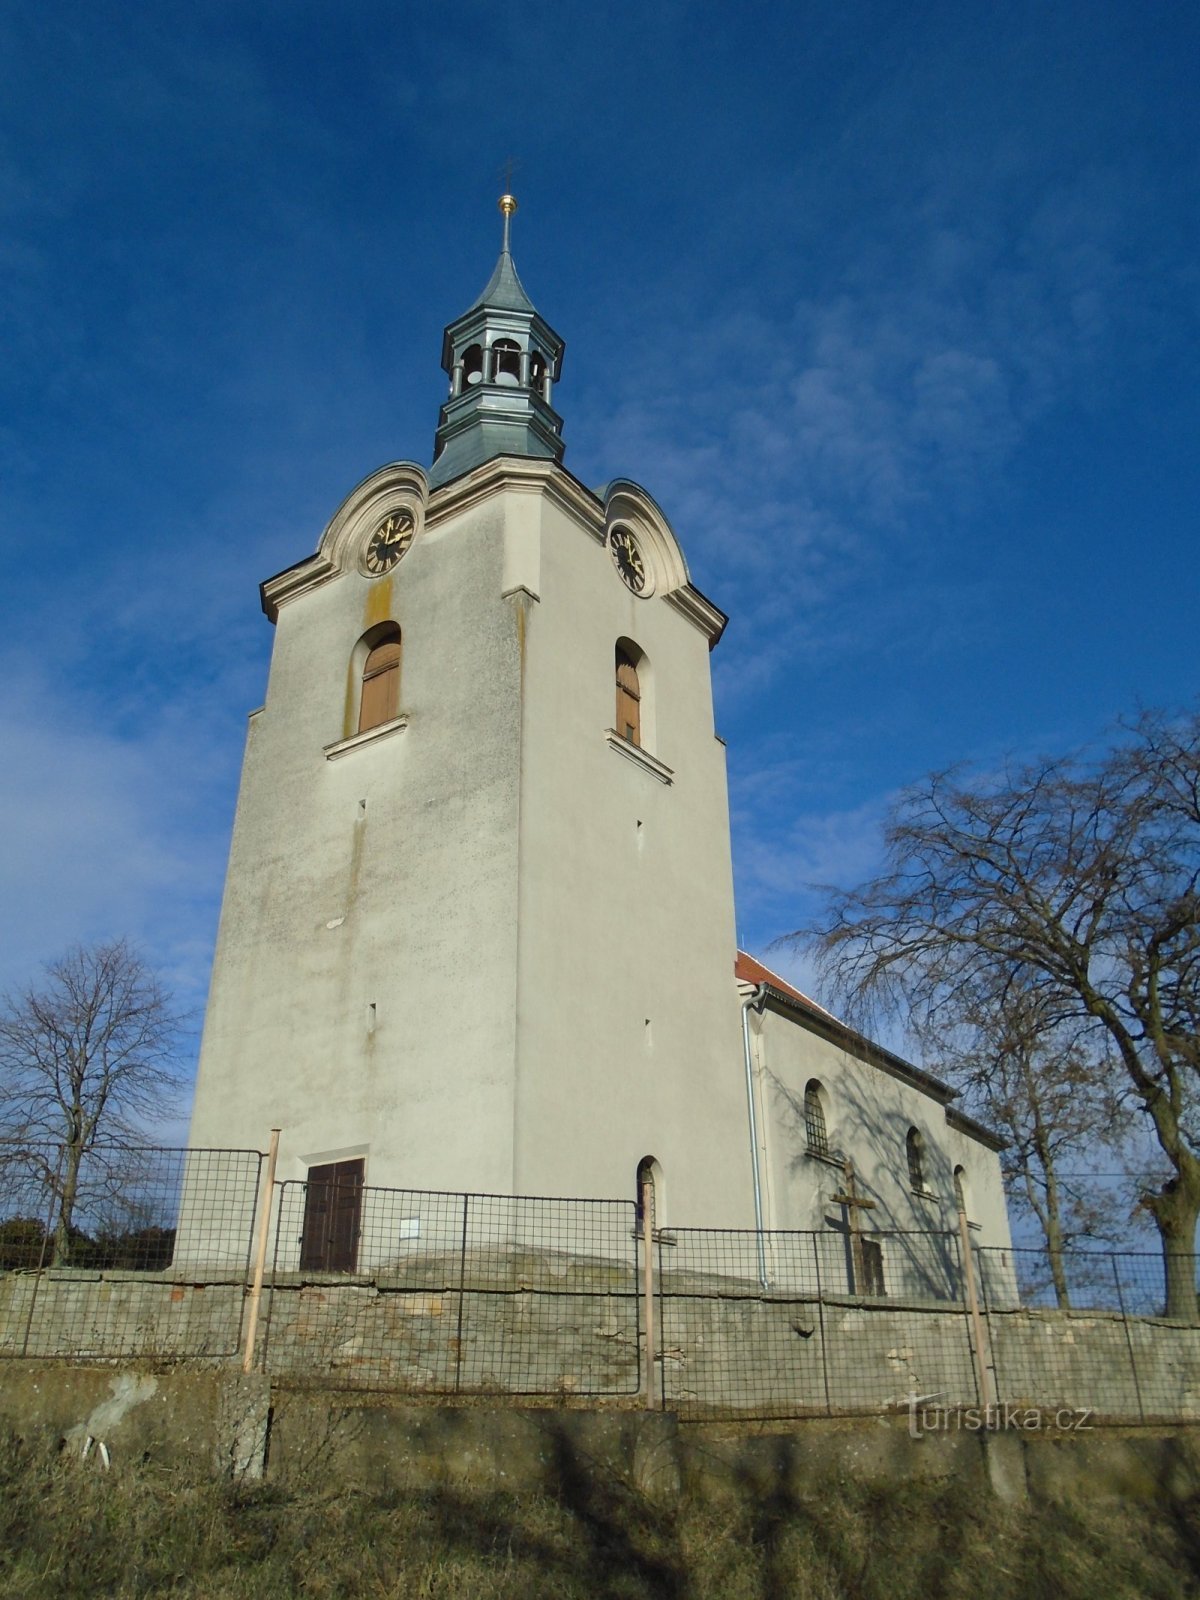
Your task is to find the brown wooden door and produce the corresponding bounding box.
[299,1159,364,1272]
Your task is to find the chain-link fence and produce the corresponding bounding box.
[0,1143,262,1359]
[976,1242,1189,1317]
[3,1143,1200,1421]
[654,1227,979,1417]
[259,1183,642,1395]
[976,1243,1200,1425]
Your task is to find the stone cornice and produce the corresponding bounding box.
[260,550,340,621]
[756,982,957,1107]
[258,456,728,650]
[664,585,728,648]
[426,454,604,536]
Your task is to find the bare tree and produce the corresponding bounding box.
[796,707,1200,1317]
[0,940,185,1264]
[920,994,1124,1306]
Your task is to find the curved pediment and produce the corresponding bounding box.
[260,462,430,621]
[599,479,691,596]
[599,478,727,647]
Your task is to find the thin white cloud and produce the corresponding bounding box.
[572,160,1152,725]
[0,659,236,1026]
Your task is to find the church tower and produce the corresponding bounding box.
[187,197,751,1248]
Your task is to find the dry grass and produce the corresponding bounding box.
[1,1432,1198,1598]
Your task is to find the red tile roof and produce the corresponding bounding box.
[735,950,836,1020]
[734,953,1004,1147]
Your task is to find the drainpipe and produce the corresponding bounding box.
[740,984,770,1290]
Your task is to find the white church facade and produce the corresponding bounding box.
[186,197,1012,1286]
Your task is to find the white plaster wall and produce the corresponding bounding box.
[511,493,750,1224]
[188,487,524,1196]
[750,1005,1012,1290]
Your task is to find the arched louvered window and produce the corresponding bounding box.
[492,338,521,385]
[636,1155,661,1230]
[804,1081,828,1157]
[359,627,402,734]
[616,646,641,747]
[906,1127,927,1194]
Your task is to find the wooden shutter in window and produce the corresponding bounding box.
[359,638,401,733]
[615,652,641,747]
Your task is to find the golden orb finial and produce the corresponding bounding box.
[498,191,518,253]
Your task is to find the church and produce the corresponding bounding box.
[185,196,1012,1287]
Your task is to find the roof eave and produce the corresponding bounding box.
[757,982,957,1105]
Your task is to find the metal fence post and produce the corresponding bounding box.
[1111,1253,1146,1423]
[19,1142,66,1358]
[641,1172,657,1409]
[811,1232,833,1415]
[453,1193,469,1393]
[241,1129,280,1374]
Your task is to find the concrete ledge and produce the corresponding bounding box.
[0,1364,270,1479]
[2,1363,1200,1508]
[269,1396,682,1500]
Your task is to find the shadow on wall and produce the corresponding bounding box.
[765,1056,965,1302]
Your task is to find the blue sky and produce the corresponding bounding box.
[1,1,1196,1089]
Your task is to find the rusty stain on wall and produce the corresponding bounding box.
[364,577,394,630]
[342,579,397,737]
[510,589,532,695]
[346,800,367,914]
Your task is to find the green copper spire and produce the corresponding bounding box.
[430,194,566,489]
[469,247,536,315]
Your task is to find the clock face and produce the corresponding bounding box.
[610,527,647,594]
[364,511,415,575]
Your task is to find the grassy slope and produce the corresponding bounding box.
[1,1435,1198,1599]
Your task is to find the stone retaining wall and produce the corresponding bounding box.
[5,1265,1200,1423]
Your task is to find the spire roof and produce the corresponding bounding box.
[429,192,566,490]
[469,247,537,314]
[468,192,537,314]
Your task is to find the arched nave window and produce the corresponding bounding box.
[804,1081,829,1157]
[906,1127,927,1194]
